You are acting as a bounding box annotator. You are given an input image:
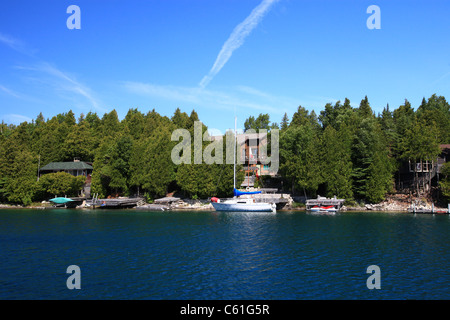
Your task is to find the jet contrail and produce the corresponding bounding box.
[199,0,279,89]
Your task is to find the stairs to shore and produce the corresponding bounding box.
[241,176,255,187]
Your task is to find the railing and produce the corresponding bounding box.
[408,160,435,173]
[240,155,268,162]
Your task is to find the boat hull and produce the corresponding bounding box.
[309,205,338,213]
[309,207,338,213]
[49,197,74,205]
[212,202,276,212]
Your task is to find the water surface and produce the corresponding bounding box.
[0,209,449,299]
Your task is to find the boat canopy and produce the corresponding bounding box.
[49,197,74,204]
[233,188,262,197]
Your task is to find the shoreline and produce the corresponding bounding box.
[1,192,449,214]
[1,202,448,214]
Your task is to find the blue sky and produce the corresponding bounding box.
[1,0,450,134]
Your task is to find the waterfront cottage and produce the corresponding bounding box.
[38,158,93,197]
[210,132,276,188]
[39,159,93,180]
[396,144,450,196]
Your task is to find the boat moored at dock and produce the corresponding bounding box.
[306,196,344,213]
[211,195,276,212]
[49,197,83,208]
[210,117,276,213]
[309,205,338,213]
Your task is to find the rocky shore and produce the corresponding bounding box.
[342,194,449,213]
[0,193,448,213]
[136,198,214,211]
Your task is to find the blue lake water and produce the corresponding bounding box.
[0,209,449,300]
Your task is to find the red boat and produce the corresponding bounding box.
[310,205,338,213]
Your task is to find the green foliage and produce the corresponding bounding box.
[400,117,441,162]
[393,99,415,158]
[37,172,85,199]
[0,93,448,205]
[351,118,394,201]
[175,131,242,198]
[143,192,153,203]
[319,99,355,131]
[244,114,271,132]
[63,120,96,162]
[4,177,36,206]
[416,94,450,143]
[138,127,176,197]
[280,112,322,196]
[439,162,450,200]
[358,96,374,119]
[0,147,38,205]
[280,113,290,131]
[172,108,191,129]
[0,177,7,203]
[91,134,133,196]
[320,125,353,199]
[291,202,305,209]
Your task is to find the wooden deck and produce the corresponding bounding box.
[88,198,145,209]
[408,203,450,214]
[306,196,345,210]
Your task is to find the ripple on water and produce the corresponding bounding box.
[0,210,449,299]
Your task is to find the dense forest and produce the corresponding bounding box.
[0,94,449,206]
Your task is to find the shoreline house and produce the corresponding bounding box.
[211,131,276,188]
[237,131,274,187]
[396,144,450,196]
[38,158,93,197]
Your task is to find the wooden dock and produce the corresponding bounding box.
[306,196,345,211]
[135,203,170,211]
[89,197,145,209]
[408,203,450,214]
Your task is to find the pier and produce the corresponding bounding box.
[88,197,145,209]
[408,203,450,214]
[305,196,345,211]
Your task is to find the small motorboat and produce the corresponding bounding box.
[49,197,83,208]
[309,205,338,213]
[49,197,74,205]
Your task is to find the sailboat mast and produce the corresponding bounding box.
[233,116,236,191]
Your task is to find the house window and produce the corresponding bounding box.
[249,148,258,162]
[416,163,422,172]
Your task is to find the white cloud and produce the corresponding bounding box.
[199,0,279,89]
[1,32,105,114]
[123,81,283,114]
[429,70,450,88]
[0,83,44,105]
[0,32,24,51]
[123,81,202,104]
[0,84,22,99]
[38,63,103,110]
[1,114,33,125]
[0,32,36,56]
[15,62,106,113]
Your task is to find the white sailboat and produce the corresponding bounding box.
[211,117,276,213]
